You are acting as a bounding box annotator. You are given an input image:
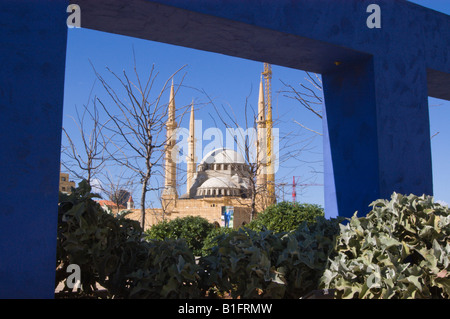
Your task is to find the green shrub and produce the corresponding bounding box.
[320,193,450,299]
[199,228,286,299]
[247,201,324,233]
[200,226,236,257]
[199,216,342,299]
[127,239,201,299]
[56,180,200,299]
[144,216,214,256]
[63,182,450,299]
[279,216,343,298]
[56,180,144,297]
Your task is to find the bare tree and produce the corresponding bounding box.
[206,86,307,221]
[61,83,110,186]
[92,58,189,229]
[96,168,137,215]
[283,71,443,140]
[279,72,324,172]
[280,72,323,121]
[276,72,326,198]
[144,170,177,223]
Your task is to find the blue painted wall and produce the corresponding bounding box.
[322,102,338,219]
[323,58,384,217]
[0,0,68,298]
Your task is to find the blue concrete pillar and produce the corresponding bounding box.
[0,1,68,298]
[322,103,338,220]
[372,55,432,199]
[322,56,432,218]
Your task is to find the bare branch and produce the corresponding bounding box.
[60,82,110,186]
[92,56,190,229]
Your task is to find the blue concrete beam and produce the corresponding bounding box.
[73,0,449,100]
[73,0,372,74]
[0,0,68,298]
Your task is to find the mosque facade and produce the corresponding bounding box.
[126,75,275,230]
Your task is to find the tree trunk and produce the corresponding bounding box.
[250,191,257,222]
[140,178,148,230]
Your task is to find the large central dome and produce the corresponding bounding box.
[182,148,252,199]
[199,148,246,165]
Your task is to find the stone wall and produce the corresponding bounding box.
[125,197,253,231]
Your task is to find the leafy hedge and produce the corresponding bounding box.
[57,182,450,299]
[279,215,343,298]
[199,228,286,298]
[56,180,199,298]
[199,216,342,299]
[127,239,201,298]
[144,216,214,256]
[143,202,324,257]
[200,226,236,257]
[320,193,450,299]
[247,201,324,233]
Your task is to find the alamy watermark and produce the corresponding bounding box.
[66,264,81,291]
[366,4,381,29]
[67,4,380,30]
[170,121,280,173]
[67,4,81,28]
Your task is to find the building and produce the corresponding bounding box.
[127,196,134,210]
[97,199,127,213]
[97,194,134,215]
[59,172,76,194]
[126,75,275,231]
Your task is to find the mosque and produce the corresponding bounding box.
[126,71,276,230]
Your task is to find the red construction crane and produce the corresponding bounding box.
[292,176,323,202]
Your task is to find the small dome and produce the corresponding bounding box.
[196,176,242,197]
[199,148,245,165]
[198,176,238,189]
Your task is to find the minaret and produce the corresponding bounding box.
[127,195,134,210]
[256,76,267,190]
[186,101,197,196]
[162,80,178,200]
[262,63,276,205]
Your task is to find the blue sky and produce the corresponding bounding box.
[62,1,450,210]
